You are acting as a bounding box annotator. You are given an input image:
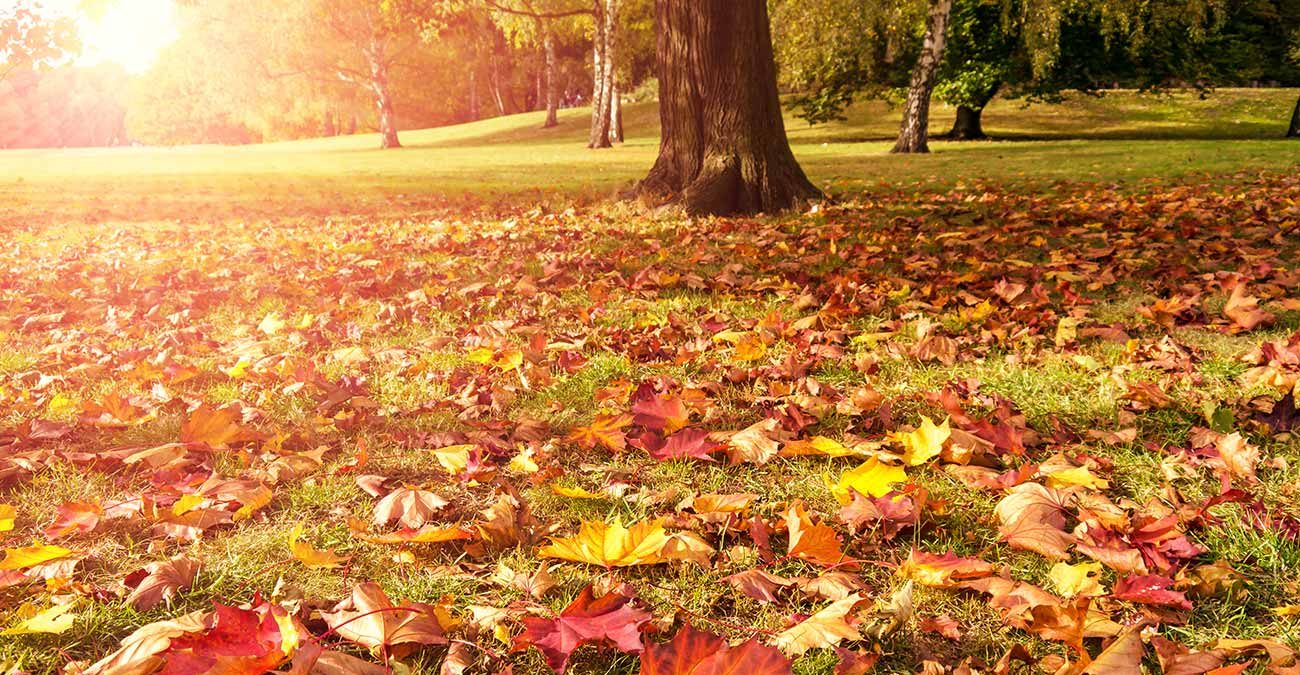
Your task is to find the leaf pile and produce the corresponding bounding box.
[1,174,1299,672]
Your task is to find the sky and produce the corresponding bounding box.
[42,0,179,74]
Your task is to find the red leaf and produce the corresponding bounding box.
[513,584,651,672]
[1111,574,1193,610]
[642,625,793,675]
[157,602,291,675]
[632,428,720,462]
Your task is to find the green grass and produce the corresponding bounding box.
[2,88,1298,224]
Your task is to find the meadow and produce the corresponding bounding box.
[1,89,1299,674]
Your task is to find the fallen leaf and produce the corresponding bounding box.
[512,584,650,672]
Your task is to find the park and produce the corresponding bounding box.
[1,1,1300,673]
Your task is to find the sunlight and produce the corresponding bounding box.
[67,0,179,74]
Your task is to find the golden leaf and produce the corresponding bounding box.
[538,518,670,567]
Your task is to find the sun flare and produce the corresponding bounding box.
[70,0,179,74]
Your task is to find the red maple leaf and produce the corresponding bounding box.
[513,585,650,672]
[158,602,291,675]
[642,624,792,675]
[631,428,720,462]
[1112,574,1193,610]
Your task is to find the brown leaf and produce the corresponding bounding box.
[124,556,201,611]
[372,486,449,529]
[321,582,447,652]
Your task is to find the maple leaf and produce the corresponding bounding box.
[1081,624,1145,674]
[1111,574,1193,610]
[723,569,794,604]
[994,483,1075,560]
[632,393,690,433]
[722,418,782,465]
[633,428,720,462]
[512,584,650,672]
[1,602,78,635]
[288,522,348,568]
[179,404,256,448]
[566,413,634,453]
[124,556,200,611]
[321,582,446,653]
[827,457,907,504]
[0,504,13,536]
[347,516,473,545]
[785,502,852,568]
[642,624,792,675]
[779,436,864,458]
[372,486,449,529]
[773,593,864,657]
[1223,283,1274,331]
[897,549,993,587]
[917,614,962,640]
[1048,561,1107,598]
[157,602,297,675]
[538,517,670,567]
[0,542,76,570]
[1214,431,1260,482]
[890,415,950,466]
[44,501,102,539]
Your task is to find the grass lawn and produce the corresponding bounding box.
[0,89,1299,674]
[2,88,1299,223]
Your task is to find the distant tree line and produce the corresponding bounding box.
[2,0,1299,214]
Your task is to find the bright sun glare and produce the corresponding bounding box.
[52,0,180,74]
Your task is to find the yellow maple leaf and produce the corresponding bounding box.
[0,542,75,570]
[1048,561,1107,597]
[508,448,539,474]
[258,312,286,336]
[288,522,348,569]
[1,603,78,635]
[781,436,861,458]
[1045,465,1109,490]
[433,444,474,475]
[0,504,14,536]
[827,457,907,504]
[890,416,950,466]
[733,333,767,362]
[550,484,605,500]
[538,518,670,567]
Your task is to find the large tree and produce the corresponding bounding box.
[633,0,820,216]
[1,1,77,83]
[892,0,951,152]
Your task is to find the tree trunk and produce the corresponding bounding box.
[1289,95,1300,138]
[892,0,952,154]
[543,31,559,128]
[490,53,507,116]
[366,41,400,149]
[946,105,984,140]
[468,69,479,121]
[609,80,623,143]
[633,0,821,216]
[944,82,998,140]
[588,0,618,149]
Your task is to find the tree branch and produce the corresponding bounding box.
[481,0,592,20]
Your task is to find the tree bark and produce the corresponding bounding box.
[1289,94,1300,138]
[588,0,618,148]
[892,0,952,154]
[946,105,984,140]
[633,0,821,216]
[490,53,507,116]
[468,69,480,121]
[944,82,999,140]
[365,40,400,149]
[609,80,623,143]
[543,31,559,128]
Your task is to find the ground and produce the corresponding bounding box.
[0,90,1299,674]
